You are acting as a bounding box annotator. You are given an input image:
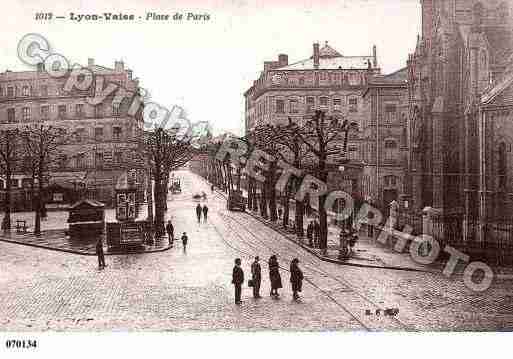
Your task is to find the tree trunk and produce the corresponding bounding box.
[146,170,154,224]
[1,168,12,232]
[268,162,278,222]
[295,200,304,237]
[153,170,165,237]
[282,182,291,228]
[318,160,328,253]
[34,177,42,236]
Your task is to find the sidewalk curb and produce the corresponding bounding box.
[245,210,432,273]
[0,236,174,256]
[208,186,431,273]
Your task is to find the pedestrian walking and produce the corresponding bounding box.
[232,258,244,305]
[251,256,262,299]
[278,207,283,220]
[195,203,202,223]
[306,221,313,247]
[268,255,282,297]
[313,220,320,248]
[96,238,106,270]
[202,205,209,223]
[166,220,174,246]
[290,258,304,301]
[211,184,214,193]
[181,232,188,253]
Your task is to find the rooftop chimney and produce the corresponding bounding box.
[278,54,288,67]
[115,60,124,72]
[88,58,94,67]
[313,42,320,69]
[373,45,378,68]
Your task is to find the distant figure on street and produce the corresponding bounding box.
[290,258,304,301]
[181,232,188,253]
[278,207,283,220]
[232,258,244,305]
[251,256,262,299]
[202,205,209,223]
[211,184,214,193]
[96,238,106,270]
[268,255,282,297]
[196,203,202,223]
[306,221,314,247]
[166,220,174,246]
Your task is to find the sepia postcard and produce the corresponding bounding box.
[1,0,512,357]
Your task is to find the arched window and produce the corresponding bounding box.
[22,85,29,96]
[473,2,484,27]
[384,138,398,161]
[384,175,398,188]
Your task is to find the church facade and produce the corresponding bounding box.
[405,0,513,261]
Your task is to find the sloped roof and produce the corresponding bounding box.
[69,199,105,209]
[481,59,513,106]
[368,67,408,85]
[278,56,373,70]
[318,43,342,58]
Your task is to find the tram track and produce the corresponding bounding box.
[216,210,414,331]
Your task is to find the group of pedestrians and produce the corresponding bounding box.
[231,255,304,304]
[166,219,189,252]
[306,220,321,248]
[196,203,209,223]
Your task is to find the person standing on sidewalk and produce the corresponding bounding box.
[306,221,314,247]
[251,256,262,298]
[268,255,282,297]
[232,258,244,305]
[166,220,174,247]
[290,258,303,301]
[195,204,202,223]
[202,205,209,223]
[96,238,106,270]
[181,232,188,253]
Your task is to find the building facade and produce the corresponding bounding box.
[0,59,145,209]
[244,41,381,194]
[406,0,513,256]
[361,68,409,212]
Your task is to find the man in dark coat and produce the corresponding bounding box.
[232,258,244,304]
[165,220,174,246]
[96,238,106,270]
[196,204,202,223]
[290,258,304,301]
[202,205,209,223]
[251,256,262,299]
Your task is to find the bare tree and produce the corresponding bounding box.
[288,110,350,253]
[139,127,194,237]
[20,125,68,236]
[0,129,20,231]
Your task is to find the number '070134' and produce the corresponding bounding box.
[5,339,37,349]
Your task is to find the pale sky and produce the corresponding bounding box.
[0,0,421,135]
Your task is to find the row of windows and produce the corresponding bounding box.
[2,103,122,123]
[270,71,368,87]
[0,84,65,98]
[274,96,359,114]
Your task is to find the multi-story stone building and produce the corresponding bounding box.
[406,0,513,257]
[0,59,145,209]
[244,41,380,194]
[361,68,409,213]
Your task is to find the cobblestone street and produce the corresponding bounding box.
[1,170,513,331]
